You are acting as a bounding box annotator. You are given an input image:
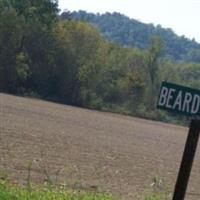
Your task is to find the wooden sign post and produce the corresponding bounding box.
[172,119,200,200]
[157,82,200,200]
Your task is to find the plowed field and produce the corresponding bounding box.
[1,93,200,199]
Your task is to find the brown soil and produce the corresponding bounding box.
[1,93,200,199]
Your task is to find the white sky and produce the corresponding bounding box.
[58,0,200,43]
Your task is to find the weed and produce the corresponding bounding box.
[0,180,113,200]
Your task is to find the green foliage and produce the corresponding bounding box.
[0,0,58,95]
[143,194,163,200]
[0,181,113,200]
[0,3,24,92]
[71,11,200,61]
[144,36,164,110]
[53,20,107,105]
[1,2,200,124]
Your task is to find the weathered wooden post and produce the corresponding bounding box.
[172,119,200,200]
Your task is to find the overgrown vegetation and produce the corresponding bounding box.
[0,180,170,200]
[0,181,113,200]
[1,0,200,123]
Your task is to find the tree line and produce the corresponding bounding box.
[71,11,200,62]
[1,0,200,123]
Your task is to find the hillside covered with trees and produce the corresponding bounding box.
[1,0,200,123]
[71,11,200,62]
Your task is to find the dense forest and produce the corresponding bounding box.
[1,0,200,123]
[71,11,200,62]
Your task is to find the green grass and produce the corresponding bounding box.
[0,179,170,200]
[143,191,170,200]
[0,181,113,200]
[143,194,164,200]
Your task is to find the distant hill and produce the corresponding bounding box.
[69,11,200,62]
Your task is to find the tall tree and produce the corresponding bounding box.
[145,36,164,109]
[0,0,60,94]
[0,2,25,92]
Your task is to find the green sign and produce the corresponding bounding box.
[157,82,200,117]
